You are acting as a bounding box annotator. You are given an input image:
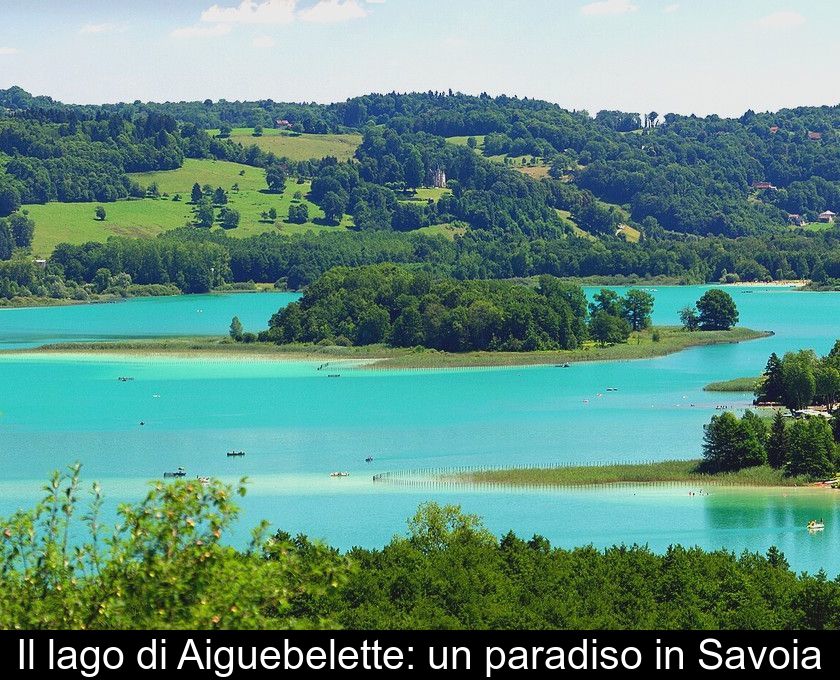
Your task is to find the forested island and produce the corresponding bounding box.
[3,87,840,307]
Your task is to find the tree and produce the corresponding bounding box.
[288,203,308,224]
[220,207,240,230]
[8,213,35,248]
[701,411,766,473]
[219,124,232,138]
[589,310,631,346]
[767,410,788,469]
[757,353,784,403]
[621,289,654,331]
[467,136,477,149]
[195,202,214,228]
[229,316,243,341]
[590,288,622,317]
[95,205,106,221]
[781,356,816,412]
[190,183,203,204]
[814,366,840,411]
[266,164,288,193]
[322,191,346,224]
[679,305,699,331]
[268,207,277,221]
[696,289,738,330]
[787,417,836,478]
[403,148,424,190]
[0,220,13,260]
[212,187,228,205]
[253,125,263,137]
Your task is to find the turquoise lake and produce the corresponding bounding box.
[1,286,839,573]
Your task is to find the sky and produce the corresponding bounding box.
[0,0,837,117]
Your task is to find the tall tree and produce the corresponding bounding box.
[696,289,738,330]
[190,183,203,204]
[621,289,654,331]
[787,417,836,478]
[757,353,785,403]
[767,410,788,469]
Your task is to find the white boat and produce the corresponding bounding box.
[330,471,350,477]
[807,520,825,531]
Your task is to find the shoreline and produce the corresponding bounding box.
[0,279,815,310]
[0,326,772,369]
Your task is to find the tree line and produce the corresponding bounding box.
[702,409,839,479]
[756,344,840,412]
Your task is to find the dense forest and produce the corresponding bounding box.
[266,265,593,351]
[2,467,838,630]
[3,86,840,299]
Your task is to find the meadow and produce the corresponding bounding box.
[209,128,362,161]
[24,159,352,255]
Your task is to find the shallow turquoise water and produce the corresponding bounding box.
[0,285,839,573]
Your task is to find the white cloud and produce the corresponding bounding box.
[757,10,805,30]
[366,0,386,3]
[663,3,679,13]
[298,0,367,23]
[252,34,276,47]
[580,0,638,16]
[79,22,126,34]
[170,23,233,38]
[0,47,19,55]
[201,0,296,24]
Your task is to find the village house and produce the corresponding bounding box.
[818,210,836,223]
[752,181,777,191]
[787,214,805,226]
[807,131,823,141]
[769,125,780,134]
[275,119,292,129]
[431,167,447,189]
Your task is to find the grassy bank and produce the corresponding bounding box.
[439,460,813,488]
[13,326,772,369]
[704,376,761,392]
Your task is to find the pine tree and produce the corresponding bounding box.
[767,410,788,469]
[758,352,784,403]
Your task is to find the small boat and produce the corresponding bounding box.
[117,376,135,382]
[163,467,186,478]
[226,450,246,457]
[327,374,341,378]
[197,476,211,485]
[365,456,374,463]
[606,387,618,392]
[807,519,825,531]
[329,471,350,477]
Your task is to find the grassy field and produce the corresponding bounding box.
[209,128,361,161]
[704,376,761,392]
[436,460,812,488]
[26,159,352,255]
[445,135,486,148]
[616,224,641,243]
[398,187,451,203]
[415,223,468,240]
[25,326,771,370]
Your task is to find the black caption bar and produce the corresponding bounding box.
[3,631,835,678]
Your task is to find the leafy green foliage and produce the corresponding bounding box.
[696,289,739,330]
[268,265,590,351]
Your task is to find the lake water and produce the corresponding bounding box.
[1,286,839,573]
